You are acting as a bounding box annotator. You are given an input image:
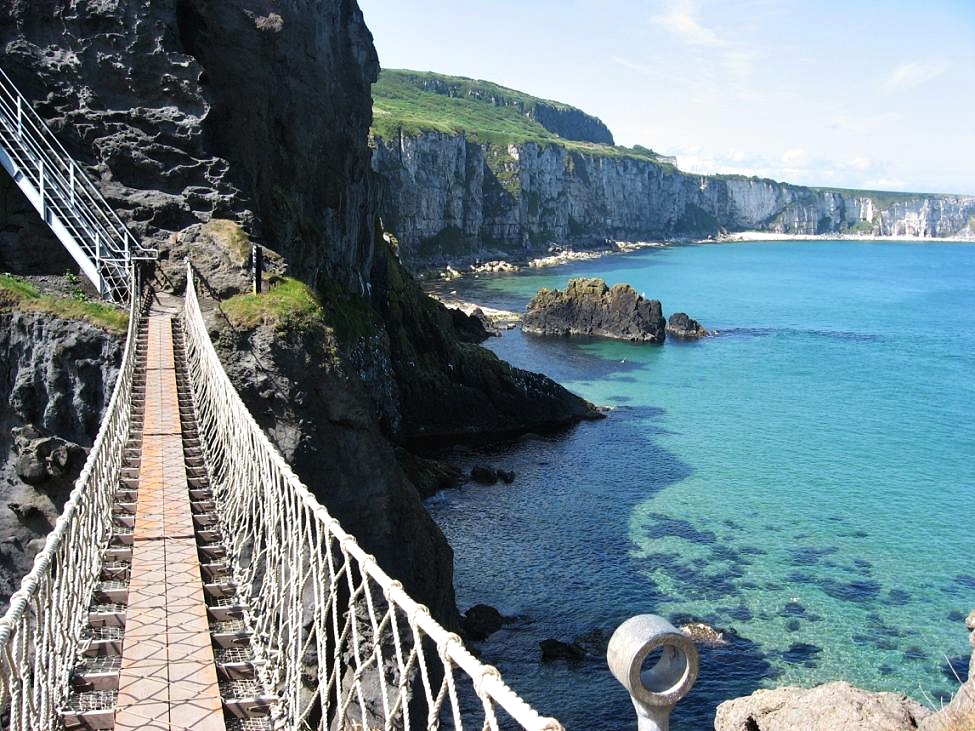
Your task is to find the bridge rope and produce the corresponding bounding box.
[0,269,147,730]
[181,261,564,731]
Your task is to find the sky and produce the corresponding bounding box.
[356,0,975,195]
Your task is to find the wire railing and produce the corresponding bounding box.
[0,65,155,301]
[0,271,145,730]
[181,261,564,731]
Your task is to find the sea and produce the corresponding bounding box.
[423,240,975,730]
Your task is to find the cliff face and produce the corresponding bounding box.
[0,311,121,608]
[0,0,378,294]
[371,132,975,263]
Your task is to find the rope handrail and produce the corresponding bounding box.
[0,269,146,730]
[181,261,565,731]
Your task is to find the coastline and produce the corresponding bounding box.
[715,230,975,244]
[422,231,975,286]
[426,232,974,325]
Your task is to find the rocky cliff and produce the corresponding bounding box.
[0,310,121,608]
[0,0,596,626]
[371,132,975,267]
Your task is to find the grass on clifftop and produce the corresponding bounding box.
[221,277,323,332]
[0,272,128,332]
[371,69,670,164]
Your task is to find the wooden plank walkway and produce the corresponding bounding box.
[114,314,225,731]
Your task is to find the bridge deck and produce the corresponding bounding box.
[114,314,225,731]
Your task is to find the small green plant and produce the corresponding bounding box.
[64,270,88,302]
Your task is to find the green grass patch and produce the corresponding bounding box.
[222,277,323,332]
[371,69,675,167]
[0,272,39,300]
[0,273,128,332]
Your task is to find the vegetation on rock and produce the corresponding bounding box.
[221,277,323,332]
[371,69,671,164]
[0,273,128,333]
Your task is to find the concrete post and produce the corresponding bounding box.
[607,614,699,731]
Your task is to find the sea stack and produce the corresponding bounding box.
[667,312,711,338]
[522,278,666,343]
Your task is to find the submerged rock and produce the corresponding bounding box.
[667,311,712,338]
[540,638,588,661]
[462,604,505,641]
[680,621,728,646]
[714,681,931,730]
[469,465,515,485]
[522,278,665,343]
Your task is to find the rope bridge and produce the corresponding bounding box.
[0,265,566,731]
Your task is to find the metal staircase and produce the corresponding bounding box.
[0,66,156,301]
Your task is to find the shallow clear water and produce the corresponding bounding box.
[425,241,975,729]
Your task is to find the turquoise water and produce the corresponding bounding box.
[425,241,975,729]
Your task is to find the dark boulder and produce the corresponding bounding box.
[540,638,588,661]
[463,604,505,641]
[522,278,666,343]
[470,465,499,485]
[667,312,711,338]
[448,307,493,343]
[469,465,515,485]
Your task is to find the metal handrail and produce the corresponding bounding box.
[0,65,155,299]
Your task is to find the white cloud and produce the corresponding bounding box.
[847,156,872,172]
[612,56,696,87]
[781,148,809,166]
[650,0,727,47]
[828,112,902,134]
[883,60,947,92]
[863,177,907,190]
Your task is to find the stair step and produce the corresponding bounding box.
[203,582,237,600]
[103,547,132,562]
[60,689,117,730]
[207,603,246,622]
[83,639,124,658]
[70,655,121,692]
[222,694,277,721]
[216,661,257,681]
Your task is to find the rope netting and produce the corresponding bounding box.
[0,271,146,730]
[181,263,564,731]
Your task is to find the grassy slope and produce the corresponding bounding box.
[371,69,668,163]
[372,70,967,209]
[0,273,128,332]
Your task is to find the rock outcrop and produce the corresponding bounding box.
[714,681,931,731]
[522,278,666,343]
[667,312,710,339]
[0,311,122,608]
[371,130,975,267]
[918,608,975,731]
